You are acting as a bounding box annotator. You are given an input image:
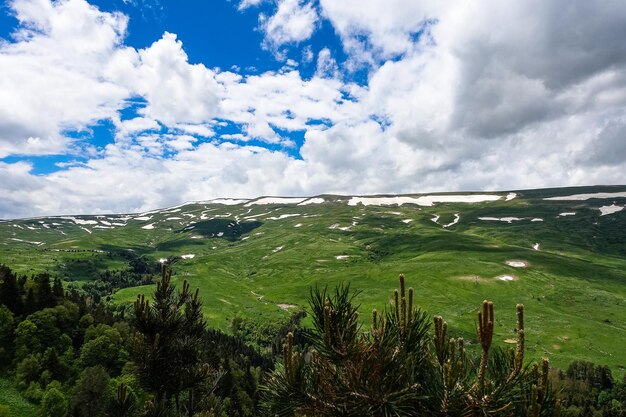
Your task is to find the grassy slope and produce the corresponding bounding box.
[1,186,625,374]
[0,378,37,417]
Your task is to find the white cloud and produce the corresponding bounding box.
[217,69,363,142]
[260,0,318,50]
[0,0,130,157]
[319,0,442,63]
[119,33,221,125]
[238,0,264,11]
[315,48,338,78]
[2,0,626,218]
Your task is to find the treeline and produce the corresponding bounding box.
[1,263,625,416]
[67,253,162,303]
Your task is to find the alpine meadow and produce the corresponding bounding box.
[2,0,626,416]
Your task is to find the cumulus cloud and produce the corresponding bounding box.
[119,33,221,125]
[318,0,441,64]
[1,0,626,218]
[260,0,318,51]
[0,0,130,157]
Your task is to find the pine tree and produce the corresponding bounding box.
[133,265,214,417]
[262,274,559,416]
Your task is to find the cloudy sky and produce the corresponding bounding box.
[1,0,625,218]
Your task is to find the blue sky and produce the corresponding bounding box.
[0,0,351,173]
[0,0,625,218]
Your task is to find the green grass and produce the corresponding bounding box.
[0,378,36,417]
[2,186,626,376]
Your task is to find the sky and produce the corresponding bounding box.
[0,0,625,218]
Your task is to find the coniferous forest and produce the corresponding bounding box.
[0,263,625,416]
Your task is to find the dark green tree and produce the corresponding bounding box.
[14,319,41,363]
[262,274,558,416]
[133,265,214,417]
[40,382,68,417]
[0,305,15,366]
[72,366,110,417]
[0,266,23,314]
[35,273,56,309]
[42,347,64,382]
[52,277,64,302]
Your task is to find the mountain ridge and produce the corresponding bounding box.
[2,183,626,221]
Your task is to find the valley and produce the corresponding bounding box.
[1,185,626,373]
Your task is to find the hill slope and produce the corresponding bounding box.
[1,185,626,372]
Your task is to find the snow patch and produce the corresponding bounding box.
[544,191,626,201]
[245,197,307,206]
[181,254,195,259]
[298,197,325,205]
[347,194,501,207]
[207,198,250,205]
[335,255,350,259]
[558,212,576,217]
[505,192,517,201]
[267,214,301,220]
[142,223,155,230]
[531,218,543,222]
[478,217,522,223]
[294,223,303,228]
[533,243,540,251]
[60,216,98,225]
[497,275,516,281]
[402,219,413,224]
[505,260,528,268]
[134,216,152,221]
[272,246,284,253]
[598,204,624,216]
[9,238,43,245]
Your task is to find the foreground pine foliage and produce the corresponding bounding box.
[261,275,558,417]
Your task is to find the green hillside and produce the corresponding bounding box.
[1,185,626,373]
